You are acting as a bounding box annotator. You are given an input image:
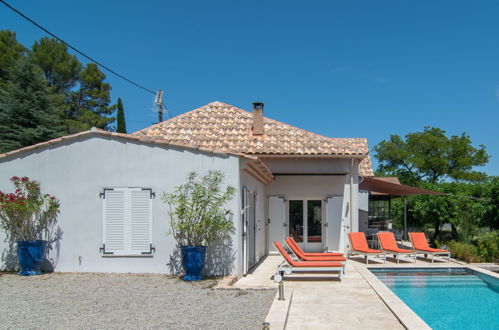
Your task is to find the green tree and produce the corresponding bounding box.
[483,177,499,229]
[0,57,65,152]
[116,97,127,133]
[30,37,81,94]
[374,127,489,185]
[66,63,116,133]
[0,30,26,88]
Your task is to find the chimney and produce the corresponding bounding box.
[252,102,264,135]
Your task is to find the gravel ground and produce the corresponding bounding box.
[0,272,275,329]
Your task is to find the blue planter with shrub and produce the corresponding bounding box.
[180,245,206,281]
[17,240,47,276]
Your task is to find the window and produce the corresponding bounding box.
[368,196,391,229]
[101,188,153,255]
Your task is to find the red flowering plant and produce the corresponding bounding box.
[0,176,60,242]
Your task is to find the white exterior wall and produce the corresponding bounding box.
[263,158,361,252]
[0,135,241,275]
[358,190,369,232]
[239,166,267,265]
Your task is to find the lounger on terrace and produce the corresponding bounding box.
[347,232,386,264]
[274,242,344,280]
[409,232,450,263]
[286,237,344,256]
[377,232,416,264]
[284,237,346,262]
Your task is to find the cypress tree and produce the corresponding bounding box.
[116,97,127,133]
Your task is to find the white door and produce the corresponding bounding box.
[325,196,343,252]
[268,196,286,253]
[248,192,256,268]
[242,187,248,274]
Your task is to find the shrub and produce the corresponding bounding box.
[448,241,482,263]
[0,176,60,241]
[475,231,499,262]
[163,171,236,247]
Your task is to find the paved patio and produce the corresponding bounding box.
[234,254,463,329]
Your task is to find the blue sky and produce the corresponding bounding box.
[2,0,498,175]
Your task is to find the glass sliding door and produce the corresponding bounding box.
[307,200,322,243]
[288,199,323,251]
[289,200,304,242]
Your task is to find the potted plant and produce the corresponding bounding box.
[163,171,236,281]
[0,176,60,275]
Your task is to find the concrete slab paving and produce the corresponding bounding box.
[232,253,476,329]
[284,262,404,330]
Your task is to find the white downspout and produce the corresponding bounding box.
[350,158,354,233]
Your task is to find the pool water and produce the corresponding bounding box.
[370,268,499,330]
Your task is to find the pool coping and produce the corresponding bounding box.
[355,262,499,330]
[355,264,431,330]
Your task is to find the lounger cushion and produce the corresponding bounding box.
[409,232,430,249]
[415,247,449,253]
[287,237,343,257]
[378,232,414,253]
[354,248,384,254]
[274,242,343,268]
[348,232,370,250]
[409,232,449,253]
[382,247,414,253]
[285,238,346,261]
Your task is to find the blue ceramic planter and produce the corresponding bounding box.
[17,240,47,276]
[180,246,206,281]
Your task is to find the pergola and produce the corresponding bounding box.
[359,177,447,239]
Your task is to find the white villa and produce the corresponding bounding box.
[0,101,374,276]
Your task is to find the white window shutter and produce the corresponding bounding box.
[102,188,153,255]
[130,189,153,253]
[103,189,126,253]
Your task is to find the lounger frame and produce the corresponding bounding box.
[382,250,417,264]
[409,236,450,263]
[283,240,346,272]
[408,233,451,263]
[347,250,386,264]
[411,249,450,263]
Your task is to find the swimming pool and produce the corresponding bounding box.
[370,268,499,330]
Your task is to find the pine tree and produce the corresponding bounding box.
[30,37,80,93]
[0,57,65,153]
[0,30,26,88]
[116,97,127,133]
[66,63,116,133]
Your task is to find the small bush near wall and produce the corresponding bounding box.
[448,241,482,263]
[475,231,499,262]
[449,231,499,263]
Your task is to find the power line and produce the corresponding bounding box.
[0,0,156,95]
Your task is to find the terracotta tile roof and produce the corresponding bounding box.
[1,102,374,177]
[330,138,374,177]
[134,101,374,176]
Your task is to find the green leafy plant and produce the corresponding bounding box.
[475,231,499,262]
[163,171,236,247]
[448,241,481,263]
[0,176,60,241]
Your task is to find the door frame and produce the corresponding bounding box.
[242,186,257,274]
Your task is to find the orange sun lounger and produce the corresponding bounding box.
[274,242,344,280]
[287,237,343,257]
[284,237,346,262]
[377,232,416,264]
[409,232,450,263]
[347,232,386,264]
